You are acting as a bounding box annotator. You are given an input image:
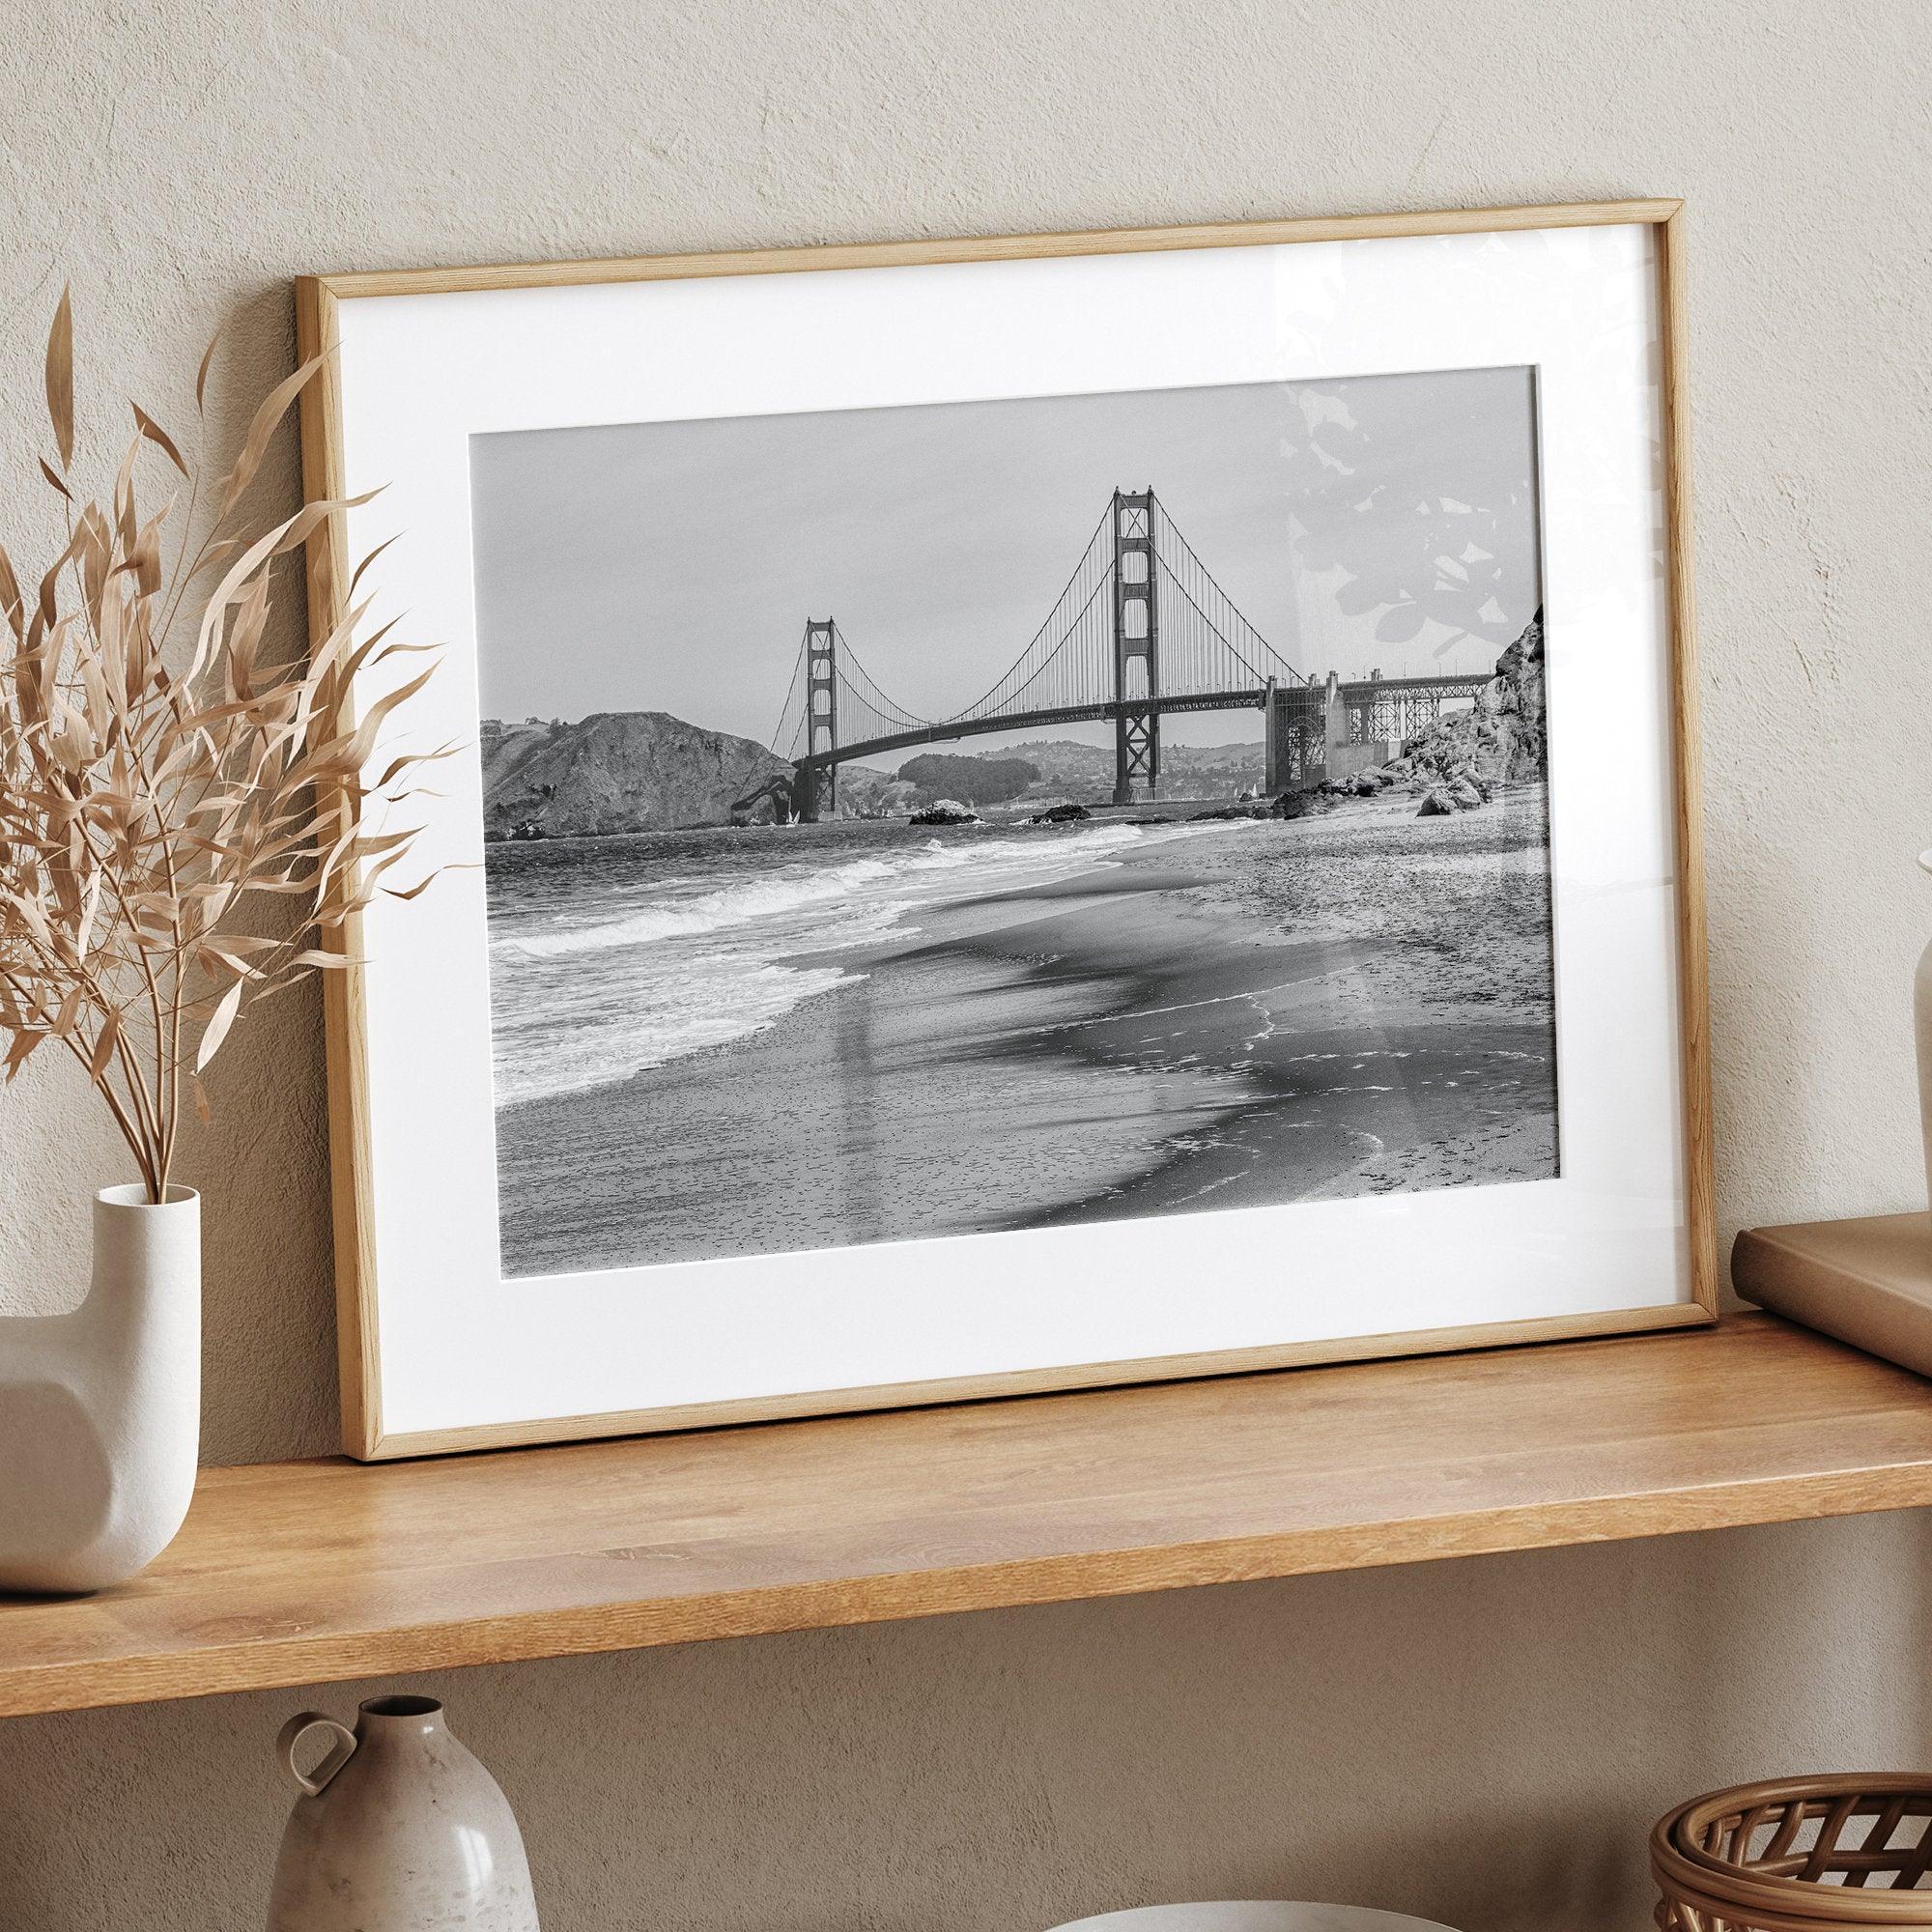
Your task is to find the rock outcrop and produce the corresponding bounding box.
[479,711,793,839]
[1359,611,1545,815]
[1397,611,1546,789]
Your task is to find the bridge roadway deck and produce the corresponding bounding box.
[1336,672,1487,701]
[811,689,1267,770]
[811,669,1486,773]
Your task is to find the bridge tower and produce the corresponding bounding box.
[797,617,837,823]
[1111,488,1160,804]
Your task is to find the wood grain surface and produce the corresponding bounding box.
[1658,204,1719,1320]
[309,199,1684,298]
[3,1313,1928,1719]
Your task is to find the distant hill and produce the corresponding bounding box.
[985,737,1266,798]
[898,752,1038,807]
[835,763,922,818]
[475,714,1275,839]
[479,712,791,838]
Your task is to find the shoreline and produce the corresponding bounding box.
[479,793,1287,848]
[491,786,1557,1280]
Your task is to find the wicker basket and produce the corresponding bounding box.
[1653,1776,1932,1930]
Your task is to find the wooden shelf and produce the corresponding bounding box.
[6,1312,1932,1719]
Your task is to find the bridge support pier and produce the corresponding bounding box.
[1265,672,1350,792]
[1114,707,1158,805]
[791,758,830,824]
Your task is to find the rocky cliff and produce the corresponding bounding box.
[479,711,792,839]
[1392,611,1547,787]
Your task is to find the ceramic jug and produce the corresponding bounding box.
[266,1695,540,1931]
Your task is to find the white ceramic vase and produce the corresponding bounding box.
[0,1183,200,1594]
[267,1696,541,1931]
[1918,851,1932,1213]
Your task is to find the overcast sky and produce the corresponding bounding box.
[470,366,1541,761]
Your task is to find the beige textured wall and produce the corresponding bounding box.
[2,0,1930,1926]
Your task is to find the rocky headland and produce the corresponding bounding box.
[480,712,790,839]
[1401,610,1547,786]
[1316,610,1546,817]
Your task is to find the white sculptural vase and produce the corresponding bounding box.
[1919,852,1932,1214]
[0,1183,201,1594]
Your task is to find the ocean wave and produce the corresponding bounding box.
[488,817,1250,1105]
[490,958,859,1107]
[495,823,1151,959]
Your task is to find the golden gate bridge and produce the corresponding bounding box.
[756,489,1485,820]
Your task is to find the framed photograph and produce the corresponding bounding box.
[298,198,1714,1461]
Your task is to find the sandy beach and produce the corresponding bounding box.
[492,786,1556,1278]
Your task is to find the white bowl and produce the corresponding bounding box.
[1048,1903,1461,1932]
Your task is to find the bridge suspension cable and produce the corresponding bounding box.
[772,620,932,763]
[768,631,810,763]
[936,503,1115,726]
[767,488,1309,769]
[832,623,932,741]
[1151,497,1306,690]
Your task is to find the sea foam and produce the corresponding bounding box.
[495,823,1150,960]
[487,819,1236,1106]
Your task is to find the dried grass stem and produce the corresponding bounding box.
[0,292,440,1202]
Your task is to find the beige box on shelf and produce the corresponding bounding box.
[1733,1212,1932,1379]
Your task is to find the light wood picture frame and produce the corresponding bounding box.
[297,198,1715,1460]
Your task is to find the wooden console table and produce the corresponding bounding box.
[5,1309,1932,1719]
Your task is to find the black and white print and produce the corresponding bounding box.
[469,369,1554,1281]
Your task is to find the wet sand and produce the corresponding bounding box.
[495,785,1556,1278]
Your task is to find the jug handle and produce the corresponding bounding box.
[277,1712,358,1796]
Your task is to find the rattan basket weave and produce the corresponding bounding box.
[1653,1776,1932,1930]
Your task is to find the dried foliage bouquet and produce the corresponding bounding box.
[0,293,439,1202]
